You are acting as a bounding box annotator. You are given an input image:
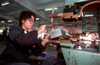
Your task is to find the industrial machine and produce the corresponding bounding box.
[60,43,100,65]
[50,1,100,65]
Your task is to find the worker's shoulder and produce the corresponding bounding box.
[9,25,22,31]
[10,25,21,29]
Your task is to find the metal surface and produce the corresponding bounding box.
[98,42,100,52]
[82,24,98,32]
[60,43,100,65]
[81,1,100,33]
[50,28,66,39]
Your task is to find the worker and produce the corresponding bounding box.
[0,11,52,65]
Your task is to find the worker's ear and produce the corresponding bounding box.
[22,20,25,24]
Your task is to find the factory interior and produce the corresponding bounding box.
[0,0,100,65]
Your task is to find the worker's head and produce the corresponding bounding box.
[19,11,36,30]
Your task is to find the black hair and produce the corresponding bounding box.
[19,11,36,25]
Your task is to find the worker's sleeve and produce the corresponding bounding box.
[8,26,38,46]
[30,39,47,53]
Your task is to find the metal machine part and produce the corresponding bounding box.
[60,43,100,65]
[50,28,66,39]
[82,24,98,33]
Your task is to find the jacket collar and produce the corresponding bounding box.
[19,25,24,33]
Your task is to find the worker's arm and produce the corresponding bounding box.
[30,39,47,53]
[38,25,47,35]
[30,35,50,53]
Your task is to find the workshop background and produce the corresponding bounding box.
[0,0,100,65]
[0,0,97,33]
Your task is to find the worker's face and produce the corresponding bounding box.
[22,15,35,29]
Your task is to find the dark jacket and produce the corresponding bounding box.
[0,25,46,62]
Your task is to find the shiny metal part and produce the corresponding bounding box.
[50,28,66,39]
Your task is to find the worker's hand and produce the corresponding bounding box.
[41,35,50,46]
[38,25,47,35]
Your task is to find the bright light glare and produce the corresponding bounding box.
[1,1,9,6]
[85,14,93,17]
[78,46,82,50]
[36,18,39,20]
[79,0,87,2]
[45,7,58,11]
[1,21,5,23]
[8,20,12,22]
[80,34,92,44]
[0,30,3,33]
